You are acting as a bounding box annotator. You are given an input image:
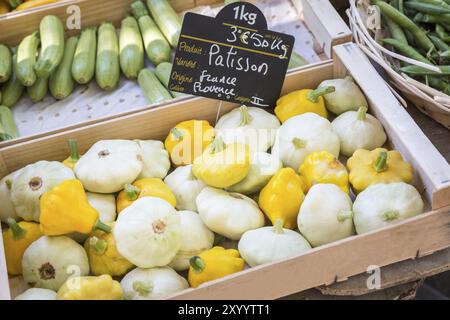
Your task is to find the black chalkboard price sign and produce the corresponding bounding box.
[168,1,295,107]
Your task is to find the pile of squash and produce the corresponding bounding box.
[1,76,424,300]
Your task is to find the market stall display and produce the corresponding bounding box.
[1,43,449,300]
[0,0,351,146]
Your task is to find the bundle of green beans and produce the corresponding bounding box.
[373,0,450,94]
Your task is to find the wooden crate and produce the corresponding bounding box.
[0,0,351,148]
[0,43,449,300]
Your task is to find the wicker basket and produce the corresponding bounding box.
[347,0,450,129]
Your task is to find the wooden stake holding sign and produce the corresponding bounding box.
[169,2,295,107]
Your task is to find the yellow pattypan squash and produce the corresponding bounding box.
[299,151,349,193]
[57,275,123,300]
[259,168,306,229]
[347,148,413,193]
[40,179,111,235]
[188,246,244,288]
[192,137,251,188]
[274,86,334,122]
[84,222,134,277]
[116,178,176,213]
[62,139,81,170]
[164,120,215,166]
[2,219,42,275]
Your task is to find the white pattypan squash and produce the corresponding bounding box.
[22,236,90,291]
[114,197,181,268]
[86,192,117,222]
[271,113,340,170]
[10,161,75,222]
[136,140,170,179]
[331,107,387,157]
[0,168,23,222]
[14,288,57,300]
[318,76,368,115]
[169,210,215,271]
[215,105,280,152]
[74,140,143,193]
[227,152,282,195]
[353,182,424,234]
[121,267,188,300]
[298,184,355,247]
[196,187,265,240]
[238,220,311,267]
[164,165,206,211]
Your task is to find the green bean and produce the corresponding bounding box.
[414,12,450,24]
[414,0,450,8]
[400,64,450,75]
[404,2,450,14]
[383,38,433,63]
[372,0,435,51]
[429,33,450,51]
[384,15,409,43]
[399,0,405,13]
[436,25,450,42]
[426,76,450,93]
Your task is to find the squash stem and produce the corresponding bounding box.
[89,236,108,255]
[6,218,27,240]
[306,86,335,103]
[273,218,285,234]
[5,179,12,190]
[170,127,184,141]
[239,105,251,126]
[382,210,400,221]
[125,183,141,201]
[356,106,368,121]
[210,136,225,154]
[190,256,205,273]
[67,139,80,162]
[292,137,307,149]
[374,151,388,173]
[337,210,353,222]
[93,220,111,233]
[133,281,153,297]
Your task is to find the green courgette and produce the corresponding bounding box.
[0,44,12,83]
[16,31,40,87]
[288,52,309,70]
[50,36,78,100]
[146,0,182,48]
[131,1,171,65]
[1,55,24,107]
[138,68,172,104]
[96,22,120,91]
[155,62,186,98]
[34,15,65,79]
[120,16,144,79]
[72,27,97,84]
[0,105,18,141]
[27,76,48,103]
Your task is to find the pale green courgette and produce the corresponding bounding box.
[131,1,171,65]
[27,76,48,103]
[138,68,172,104]
[72,27,97,84]
[146,0,182,48]
[0,105,18,141]
[96,22,120,91]
[16,31,40,87]
[50,36,78,100]
[34,15,65,79]
[120,16,144,79]
[0,44,12,83]
[1,55,24,107]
